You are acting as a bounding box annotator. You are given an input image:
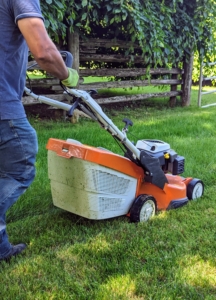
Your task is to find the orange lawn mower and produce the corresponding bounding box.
[25,53,204,223]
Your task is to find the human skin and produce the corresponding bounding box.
[18,17,69,80]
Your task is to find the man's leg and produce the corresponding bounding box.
[0,118,38,259]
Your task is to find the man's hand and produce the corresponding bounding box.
[61,68,79,87]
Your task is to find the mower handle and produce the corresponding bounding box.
[59,51,73,68]
[24,86,141,160]
[27,51,73,71]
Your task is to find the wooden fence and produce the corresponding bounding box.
[23,33,193,109]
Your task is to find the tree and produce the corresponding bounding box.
[40,0,216,67]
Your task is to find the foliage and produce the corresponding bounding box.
[40,0,216,68]
[193,52,216,85]
[40,0,67,43]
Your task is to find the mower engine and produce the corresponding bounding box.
[136,139,185,175]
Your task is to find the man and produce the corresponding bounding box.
[0,0,79,261]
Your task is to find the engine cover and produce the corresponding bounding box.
[136,139,185,175]
[136,139,170,153]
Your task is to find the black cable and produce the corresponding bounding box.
[60,82,75,98]
[25,62,40,93]
[25,73,32,92]
[112,135,127,154]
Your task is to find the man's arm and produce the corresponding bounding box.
[18,17,69,80]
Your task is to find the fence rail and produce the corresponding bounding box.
[22,34,194,110]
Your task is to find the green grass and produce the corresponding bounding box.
[1,86,216,299]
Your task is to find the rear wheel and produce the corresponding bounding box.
[130,194,156,223]
[187,179,204,200]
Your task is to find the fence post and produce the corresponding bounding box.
[169,73,178,107]
[67,31,80,75]
[181,54,194,106]
[198,60,203,107]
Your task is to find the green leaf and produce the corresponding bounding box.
[81,13,87,21]
[106,4,112,12]
[54,1,64,9]
[81,0,88,7]
[44,19,50,28]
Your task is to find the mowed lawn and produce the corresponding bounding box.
[1,84,216,299]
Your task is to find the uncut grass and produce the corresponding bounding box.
[1,87,216,299]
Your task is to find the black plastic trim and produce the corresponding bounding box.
[167,197,188,210]
[140,150,168,190]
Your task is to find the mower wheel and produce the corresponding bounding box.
[187,178,204,200]
[130,194,156,223]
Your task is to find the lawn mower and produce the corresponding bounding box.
[25,52,204,222]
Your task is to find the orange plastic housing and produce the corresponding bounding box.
[46,138,191,213]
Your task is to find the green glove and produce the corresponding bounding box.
[61,68,79,87]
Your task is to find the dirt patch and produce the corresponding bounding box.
[25,104,66,119]
[25,100,148,119]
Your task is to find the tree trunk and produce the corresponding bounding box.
[67,31,80,79]
[181,54,194,106]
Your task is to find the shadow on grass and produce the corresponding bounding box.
[2,197,216,299]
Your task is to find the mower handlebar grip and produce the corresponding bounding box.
[59,51,73,68]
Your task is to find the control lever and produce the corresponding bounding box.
[122,118,133,136]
